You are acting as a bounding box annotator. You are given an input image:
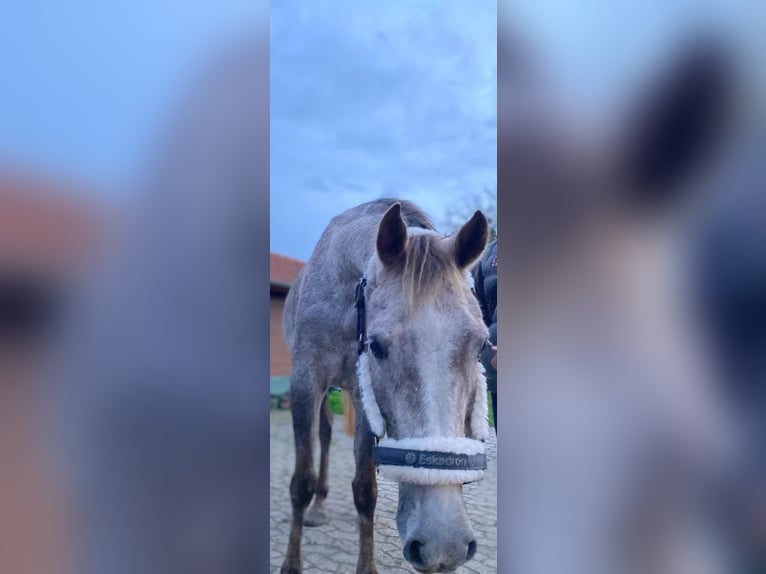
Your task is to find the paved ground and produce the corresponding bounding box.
[270,410,497,573]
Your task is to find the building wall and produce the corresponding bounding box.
[270,293,292,377]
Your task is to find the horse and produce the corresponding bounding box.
[498,31,742,574]
[281,199,491,573]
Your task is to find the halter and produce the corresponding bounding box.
[354,266,490,486]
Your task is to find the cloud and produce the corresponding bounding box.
[270,1,497,260]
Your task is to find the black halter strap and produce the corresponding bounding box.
[355,277,368,356]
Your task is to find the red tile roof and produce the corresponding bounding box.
[270,252,305,289]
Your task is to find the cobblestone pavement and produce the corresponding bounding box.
[270,410,497,573]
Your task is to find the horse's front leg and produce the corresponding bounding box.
[305,393,332,526]
[352,400,378,574]
[282,376,320,574]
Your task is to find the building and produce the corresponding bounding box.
[270,252,304,377]
[269,252,354,434]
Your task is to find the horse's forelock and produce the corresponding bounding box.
[399,234,464,311]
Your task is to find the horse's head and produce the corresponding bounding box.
[360,203,489,572]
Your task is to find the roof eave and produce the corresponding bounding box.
[270,280,292,294]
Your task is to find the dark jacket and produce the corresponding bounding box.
[473,239,497,392]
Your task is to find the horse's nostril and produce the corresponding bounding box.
[466,539,478,561]
[403,539,426,567]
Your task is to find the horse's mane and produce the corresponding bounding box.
[366,199,463,310]
[375,198,435,231]
[401,232,463,311]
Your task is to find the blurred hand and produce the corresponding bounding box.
[490,346,497,369]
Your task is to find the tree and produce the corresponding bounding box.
[441,186,497,241]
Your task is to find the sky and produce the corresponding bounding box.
[2,1,757,262]
[0,0,259,193]
[270,1,497,260]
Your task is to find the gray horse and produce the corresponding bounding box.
[281,200,490,574]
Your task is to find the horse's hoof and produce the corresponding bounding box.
[303,505,329,527]
[280,562,301,574]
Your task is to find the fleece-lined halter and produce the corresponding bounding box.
[354,242,490,486]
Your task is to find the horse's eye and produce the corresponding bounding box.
[369,339,388,359]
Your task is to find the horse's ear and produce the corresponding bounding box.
[617,36,733,211]
[377,202,407,267]
[452,210,489,269]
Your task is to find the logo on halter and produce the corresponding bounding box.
[405,452,417,464]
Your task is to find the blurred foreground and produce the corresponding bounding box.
[0,26,269,574]
[498,3,765,573]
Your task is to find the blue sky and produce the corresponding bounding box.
[1,1,495,261]
[270,1,497,260]
[0,0,259,193]
[3,1,754,262]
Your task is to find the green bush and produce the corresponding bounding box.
[327,389,344,415]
